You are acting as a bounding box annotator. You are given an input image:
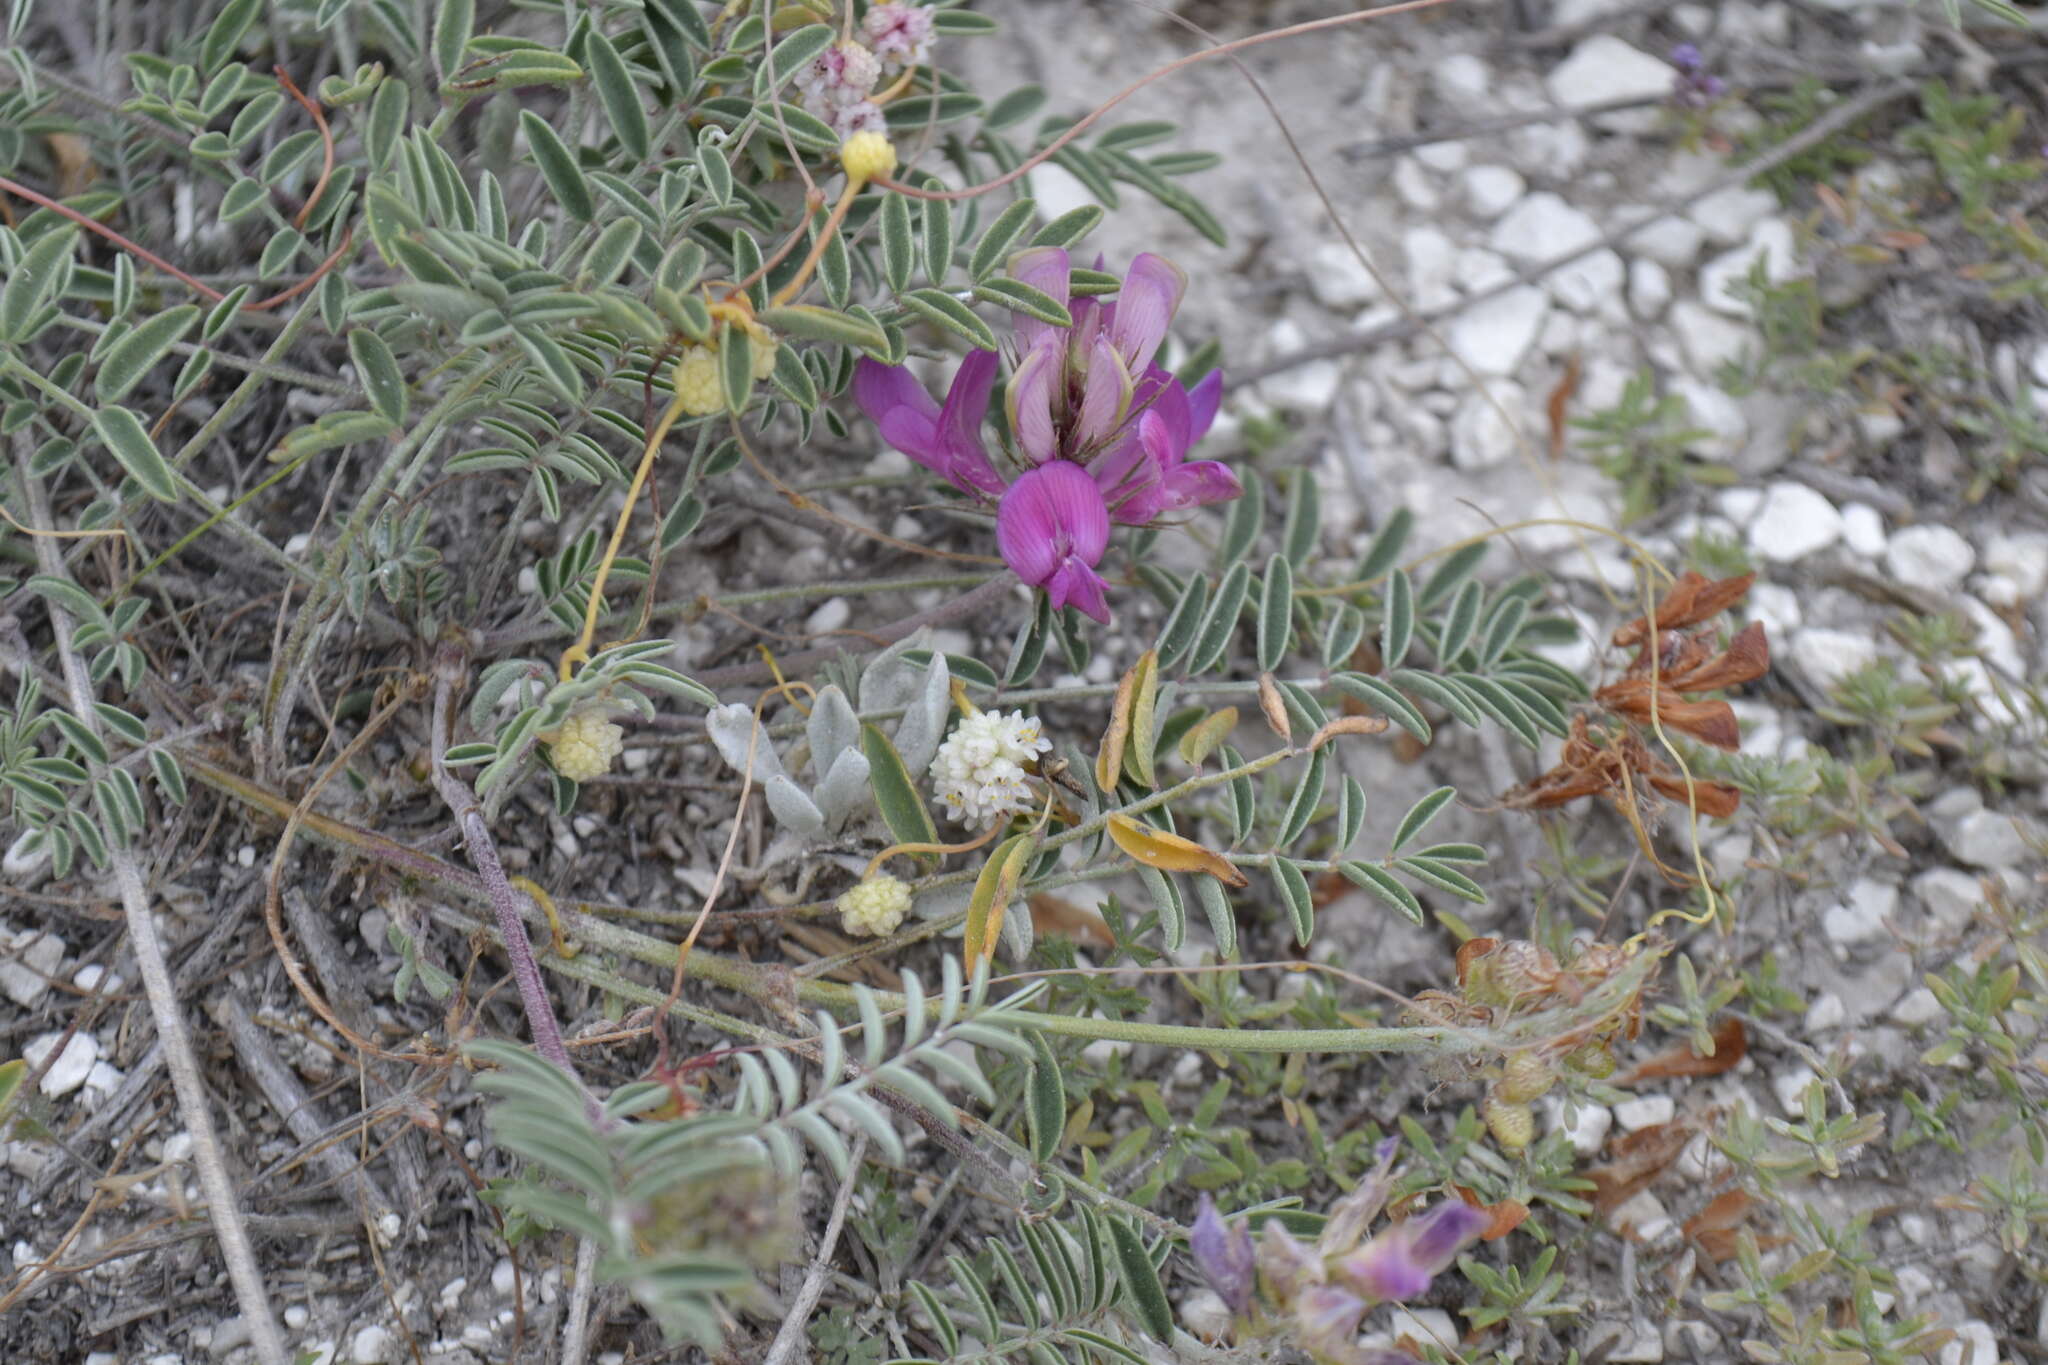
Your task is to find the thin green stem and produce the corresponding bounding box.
[1,354,315,589]
[263,354,516,756]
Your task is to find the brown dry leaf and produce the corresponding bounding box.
[1616,1017,1746,1084]
[1665,621,1771,693]
[1454,1185,1531,1241]
[47,133,98,198]
[1027,892,1114,950]
[1256,672,1291,743]
[1813,181,1851,227]
[1596,685,1743,750]
[1307,713,1390,751]
[1106,814,1248,887]
[1612,572,1756,648]
[1391,731,1429,764]
[1876,229,1929,250]
[1546,351,1582,460]
[1588,1118,1699,1215]
[1177,707,1237,769]
[1096,658,1139,794]
[1682,1188,1761,1263]
[1454,936,1500,986]
[1643,769,1744,819]
[1310,867,1350,909]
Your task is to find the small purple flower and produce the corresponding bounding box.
[1668,44,1726,109]
[1333,1200,1488,1305]
[1254,1217,1322,1305]
[1319,1136,1400,1257]
[1295,1285,1369,1359]
[1189,1193,1256,1317]
[853,247,1239,621]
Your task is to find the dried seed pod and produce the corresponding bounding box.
[1484,1095,1535,1151]
[1563,1042,1618,1078]
[1495,1052,1557,1104]
[1463,939,1561,1005]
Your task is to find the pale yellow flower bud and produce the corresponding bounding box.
[837,873,912,937]
[839,131,897,183]
[549,710,624,782]
[744,321,778,381]
[671,345,724,416]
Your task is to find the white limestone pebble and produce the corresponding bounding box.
[1883,524,1975,592]
[1461,165,1525,220]
[24,1031,97,1098]
[1746,482,1843,562]
[1446,286,1549,376]
[1823,878,1897,946]
[1789,628,1879,692]
[1305,241,1380,310]
[1544,36,1674,132]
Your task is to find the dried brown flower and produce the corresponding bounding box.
[1505,573,1767,835]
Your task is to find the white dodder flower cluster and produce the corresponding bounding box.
[838,873,912,937]
[548,711,623,782]
[929,710,1052,826]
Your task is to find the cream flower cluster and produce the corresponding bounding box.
[549,711,623,782]
[838,873,911,937]
[928,709,1051,827]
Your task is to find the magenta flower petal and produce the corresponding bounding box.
[937,349,1005,496]
[1404,1200,1489,1269]
[1008,245,1072,357]
[853,358,943,460]
[1109,254,1186,375]
[855,355,1003,498]
[1070,335,1131,454]
[1159,460,1241,512]
[1045,557,1111,622]
[1005,341,1062,465]
[1187,368,1222,443]
[997,462,1112,622]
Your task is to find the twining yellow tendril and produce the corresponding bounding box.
[769,134,897,309]
[510,876,578,959]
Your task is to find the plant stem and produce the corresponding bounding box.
[428,644,578,1076]
[263,354,514,762]
[17,451,288,1365]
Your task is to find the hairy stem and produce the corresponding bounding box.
[428,643,578,1076]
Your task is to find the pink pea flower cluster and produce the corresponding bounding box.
[864,1,935,72]
[795,38,884,139]
[1189,1140,1488,1364]
[853,247,1239,622]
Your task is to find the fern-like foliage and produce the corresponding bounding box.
[890,1205,1167,1364]
[469,957,1040,1345]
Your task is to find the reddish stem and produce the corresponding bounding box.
[274,65,335,232]
[0,68,346,318]
[0,171,228,301]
